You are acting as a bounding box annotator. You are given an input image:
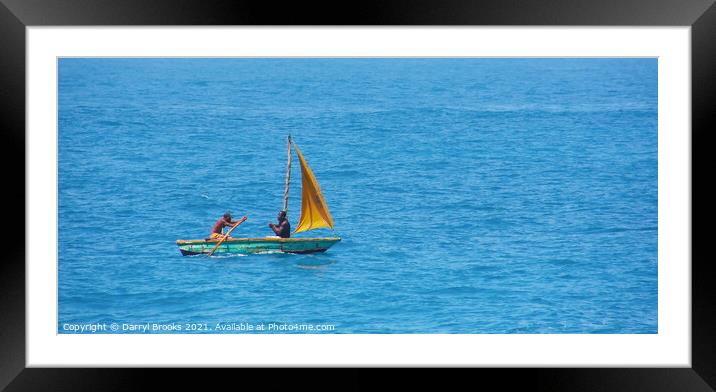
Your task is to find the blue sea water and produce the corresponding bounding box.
[58,58,657,334]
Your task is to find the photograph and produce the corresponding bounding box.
[2,0,712,385]
[57,57,658,335]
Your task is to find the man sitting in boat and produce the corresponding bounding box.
[268,210,291,238]
[210,212,244,239]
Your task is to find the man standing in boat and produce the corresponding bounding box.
[268,210,291,238]
[210,212,245,239]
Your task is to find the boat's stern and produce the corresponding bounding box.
[281,237,341,254]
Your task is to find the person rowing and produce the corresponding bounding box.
[210,212,246,239]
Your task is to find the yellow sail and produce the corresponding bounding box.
[293,143,335,233]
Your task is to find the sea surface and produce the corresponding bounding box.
[58,58,657,333]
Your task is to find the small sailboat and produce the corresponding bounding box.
[176,136,341,255]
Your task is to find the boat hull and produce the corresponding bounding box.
[175,237,341,256]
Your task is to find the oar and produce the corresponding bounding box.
[208,217,247,256]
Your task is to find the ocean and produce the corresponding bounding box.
[58,58,657,333]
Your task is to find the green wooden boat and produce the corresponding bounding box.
[176,136,341,256]
[176,237,341,256]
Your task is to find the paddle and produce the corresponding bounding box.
[208,216,247,256]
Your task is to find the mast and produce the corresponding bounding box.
[282,135,292,212]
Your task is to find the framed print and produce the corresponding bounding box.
[2,0,715,390]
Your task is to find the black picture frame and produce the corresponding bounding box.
[2,0,713,390]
